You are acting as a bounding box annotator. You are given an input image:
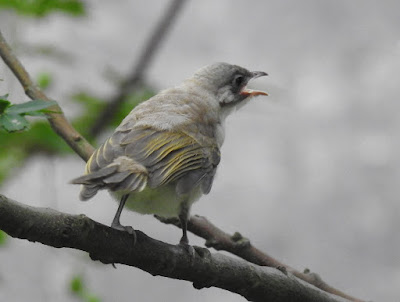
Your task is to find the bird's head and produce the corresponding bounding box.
[192,62,268,112]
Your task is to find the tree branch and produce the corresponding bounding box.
[0,30,94,161]
[158,216,366,302]
[89,0,187,137]
[0,194,350,302]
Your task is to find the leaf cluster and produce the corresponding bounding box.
[0,94,58,132]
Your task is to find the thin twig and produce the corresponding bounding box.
[89,0,187,137]
[158,215,366,302]
[0,30,94,161]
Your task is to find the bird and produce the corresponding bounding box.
[71,62,268,247]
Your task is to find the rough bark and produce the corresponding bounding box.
[0,194,350,302]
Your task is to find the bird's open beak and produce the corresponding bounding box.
[240,71,268,97]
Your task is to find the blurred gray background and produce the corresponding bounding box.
[1,0,400,301]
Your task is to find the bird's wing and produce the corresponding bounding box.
[120,126,220,190]
[72,126,220,199]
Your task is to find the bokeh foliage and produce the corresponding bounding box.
[0,87,154,184]
[0,0,85,17]
[0,230,7,246]
[0,1,154,300]
[69,275,101,302]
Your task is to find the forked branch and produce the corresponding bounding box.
[0,30,94,161]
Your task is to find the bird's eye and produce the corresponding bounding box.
[233,75,245,88]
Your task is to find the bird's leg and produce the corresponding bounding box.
[111,194,136,243]
[178,211,189,245]
[111,194,129,229]
[178,202,195,259]
[178,200,191,245]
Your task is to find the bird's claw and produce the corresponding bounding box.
[111,222,137,245]
[179,242,196,261]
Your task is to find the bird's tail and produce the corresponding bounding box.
[70,156,148,201]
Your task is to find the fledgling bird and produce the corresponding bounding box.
[71,62,268,247]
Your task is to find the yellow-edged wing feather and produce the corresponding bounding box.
[121,127,218,188]
[73,126,220,199]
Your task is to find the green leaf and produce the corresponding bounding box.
[22,111,47,117]
[70,275,84,294]
[0,113,29,132]
[0,230,7,246]
[0,99,11,113]
[7,100,58,115]
[37,72,52,90]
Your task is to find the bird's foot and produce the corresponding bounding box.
[111,221,137,245]
[178,241,196,261]
[179,234,196,260]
